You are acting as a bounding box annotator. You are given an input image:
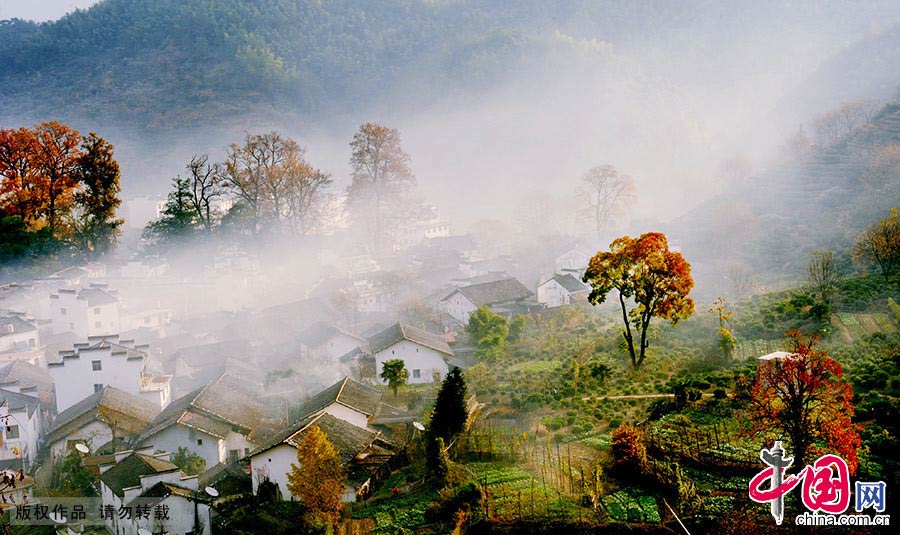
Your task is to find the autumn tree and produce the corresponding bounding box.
[0,127,39,223]
[70,133,123,255]
[221,132,330,236]
[287,425,346,526]
[581,165,636,239]
[709,297,736,361]
[31,121,82,232]
[583,232,694,370]
[347,122,416,251]
[380,358,409,398]
[749,331,861,473]
[853,208,900,280]
[808,250,838,304]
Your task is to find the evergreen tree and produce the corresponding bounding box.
[430,366,468,442]
[142,176,199,250]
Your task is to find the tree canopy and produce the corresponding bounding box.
[287,424,346,526]
[583,232,694,370]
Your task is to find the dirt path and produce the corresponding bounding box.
[581,393,713,401]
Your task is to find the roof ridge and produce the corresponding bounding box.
[335,376,349,403]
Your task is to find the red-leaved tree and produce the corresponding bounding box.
[583,232,694,370]
[750,331,862,474]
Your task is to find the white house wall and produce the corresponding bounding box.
[49,420,112,460]
[142,424,222,469]
[49,347,145,413]
[322,402,369,429]
[250,444,297,500]
[443,292,477,324]
[374,340,449,384]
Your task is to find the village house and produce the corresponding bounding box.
[555,246,593,275]
[47,336,172,412]
[295,376,382,429]
[45,386,161,461]
[48,285,121,338]
[98,448,211,535]
[137,373,275,470]
[248,411,395,502]
[537,273,591,308]
[297,322,366,364]
[0,360,56,424]
[0,389,42,470]
[171,339,257,396]
[0,313,40,365]
[344,322,453,384]
[441,277,534,324]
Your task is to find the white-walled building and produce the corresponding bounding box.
[364,322,453,385]
[248,411,392,502]
[0,313,40,365]
[45,386,161,460]
[47,336,172,412]
[537,273,591,308]
[48,285,121,338]
[441,277,533,324]
[555,247,593,275]
[297,323,365,364]
[138,373,275,469]
[99,448,211,535]
[0,389,42,469]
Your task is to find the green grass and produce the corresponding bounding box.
[602,489,661,523]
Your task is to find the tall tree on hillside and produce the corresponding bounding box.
[583,232,694,370]
[429,367,469,442]
[808,250,838,305]
[853,208,900,281]
[347,122,415,251]
[380,359,409,398]
[186,154,224,233]
[70,133,123,255]
[812,98,880,146]
[30,121,82,232]
[287,425,346,527]
[749,331,861,474]
[581,165,636,239]
[283,152,332,235]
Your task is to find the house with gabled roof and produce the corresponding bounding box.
[0,360,55,416]
[247,411,395,503]
[349,322,453,384]
[99,447,211,535]
[46,386,161,461]
[537,273,591,308]
[295,376,382,429]
[137,373,276,469]
[441,277,534,324]
[297,322,365,364]
[48,284,121,338]
[0,389,42,469]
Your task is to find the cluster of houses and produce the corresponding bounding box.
[0,229,600,533]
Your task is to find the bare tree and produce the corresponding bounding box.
[186,155,224,232]
[726,263,757,301]
[581,165,636,239]
[812,98,880,146]
[808,250,838,304]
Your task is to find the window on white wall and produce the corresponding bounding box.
[94,383,103,393]
[5,425,19,439]
[94,307,101,315]
[92,360,102,371]
[413,369,421,379]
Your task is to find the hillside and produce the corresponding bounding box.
[3,0,900,128]
[671,98,900,284]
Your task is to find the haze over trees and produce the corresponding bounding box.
[580,165,637,239]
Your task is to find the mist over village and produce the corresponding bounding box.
[1,1,900,534]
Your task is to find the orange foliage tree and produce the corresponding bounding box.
[582,232,694,370]
[750,331,862,474]
[286,424,346,526]
[0,121,122,257]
